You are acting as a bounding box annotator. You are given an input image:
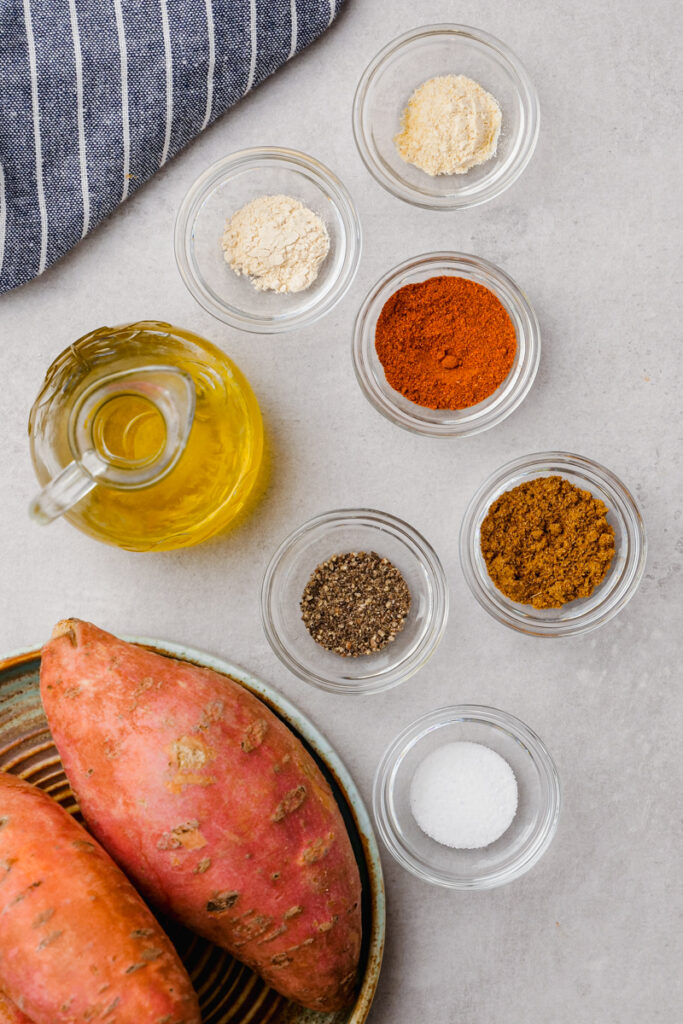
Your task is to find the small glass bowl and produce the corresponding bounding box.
[373,705,561,890]
[460,452,647,637]
[260,509,449,695]
[352,24,539,209]
[352,252,540,437]
[175,148,361,334]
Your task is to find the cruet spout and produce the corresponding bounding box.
[28,364,196,526]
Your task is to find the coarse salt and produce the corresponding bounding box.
[410,741,518,849]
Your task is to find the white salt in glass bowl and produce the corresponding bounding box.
[175,148,361,334]
[374,706,561,890]
[260,509,448,695]
[459,452,647,637]
[352,24,539,209]
[352,252,540,437]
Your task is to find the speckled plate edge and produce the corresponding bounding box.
[0,638,386,1024]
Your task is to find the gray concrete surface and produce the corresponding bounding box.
[1,2,681,1022]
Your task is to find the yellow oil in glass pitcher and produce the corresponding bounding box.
[28,321,264,551]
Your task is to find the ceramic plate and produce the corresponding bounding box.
[0,639,385,1024]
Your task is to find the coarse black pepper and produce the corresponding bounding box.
[300,551,411,657]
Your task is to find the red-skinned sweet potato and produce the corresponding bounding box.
[0,991,33,1024]
[0,772,200,1024]
[40,620,362,1011]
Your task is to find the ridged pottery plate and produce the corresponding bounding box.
[0,639,385,1024]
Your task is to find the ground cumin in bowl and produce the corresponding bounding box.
[459,452,647,637]
[352,252,540,437]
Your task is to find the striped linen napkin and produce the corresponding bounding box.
[0,0,344,294]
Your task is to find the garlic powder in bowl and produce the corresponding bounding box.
[353,25,539,209]
[222,194,330,294]
[395,74,502,176]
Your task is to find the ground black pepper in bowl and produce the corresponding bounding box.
[300,551,411,656]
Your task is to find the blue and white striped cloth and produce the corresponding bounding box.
[0,0,343,293]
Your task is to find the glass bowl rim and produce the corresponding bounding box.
[174,146,362,334]
[352,251,541,437]
[260,507,449,695]
[352,23,540,210]
[459,451,648,637]
[373,703,561,890]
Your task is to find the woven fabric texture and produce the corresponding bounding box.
[0,0,343,293]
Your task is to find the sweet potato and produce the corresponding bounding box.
[40,620,362,1011]
[0,991,33,1024]
[0,772,200,1024]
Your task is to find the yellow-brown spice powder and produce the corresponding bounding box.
[480,476,616,609]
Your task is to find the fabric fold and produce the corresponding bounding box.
[0,0,342,293]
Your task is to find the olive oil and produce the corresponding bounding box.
[29,322,264,551]
[91,394,167,466]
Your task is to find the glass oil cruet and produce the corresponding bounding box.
[28,322,264,552]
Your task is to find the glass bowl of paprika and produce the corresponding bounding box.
[459,452,647,637]
[352,252,540,437]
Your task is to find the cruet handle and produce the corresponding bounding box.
[29,364,195,527]
[29,449,104,525]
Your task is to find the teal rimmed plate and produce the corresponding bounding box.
[0,639,385,1024]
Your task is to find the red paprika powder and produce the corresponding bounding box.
[374,276,517,410]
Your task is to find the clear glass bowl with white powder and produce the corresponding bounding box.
[373,706,560,889]
[175,148,361,333]
[353,24,539,209]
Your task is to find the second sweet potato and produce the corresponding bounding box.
[0,771,200,1024]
